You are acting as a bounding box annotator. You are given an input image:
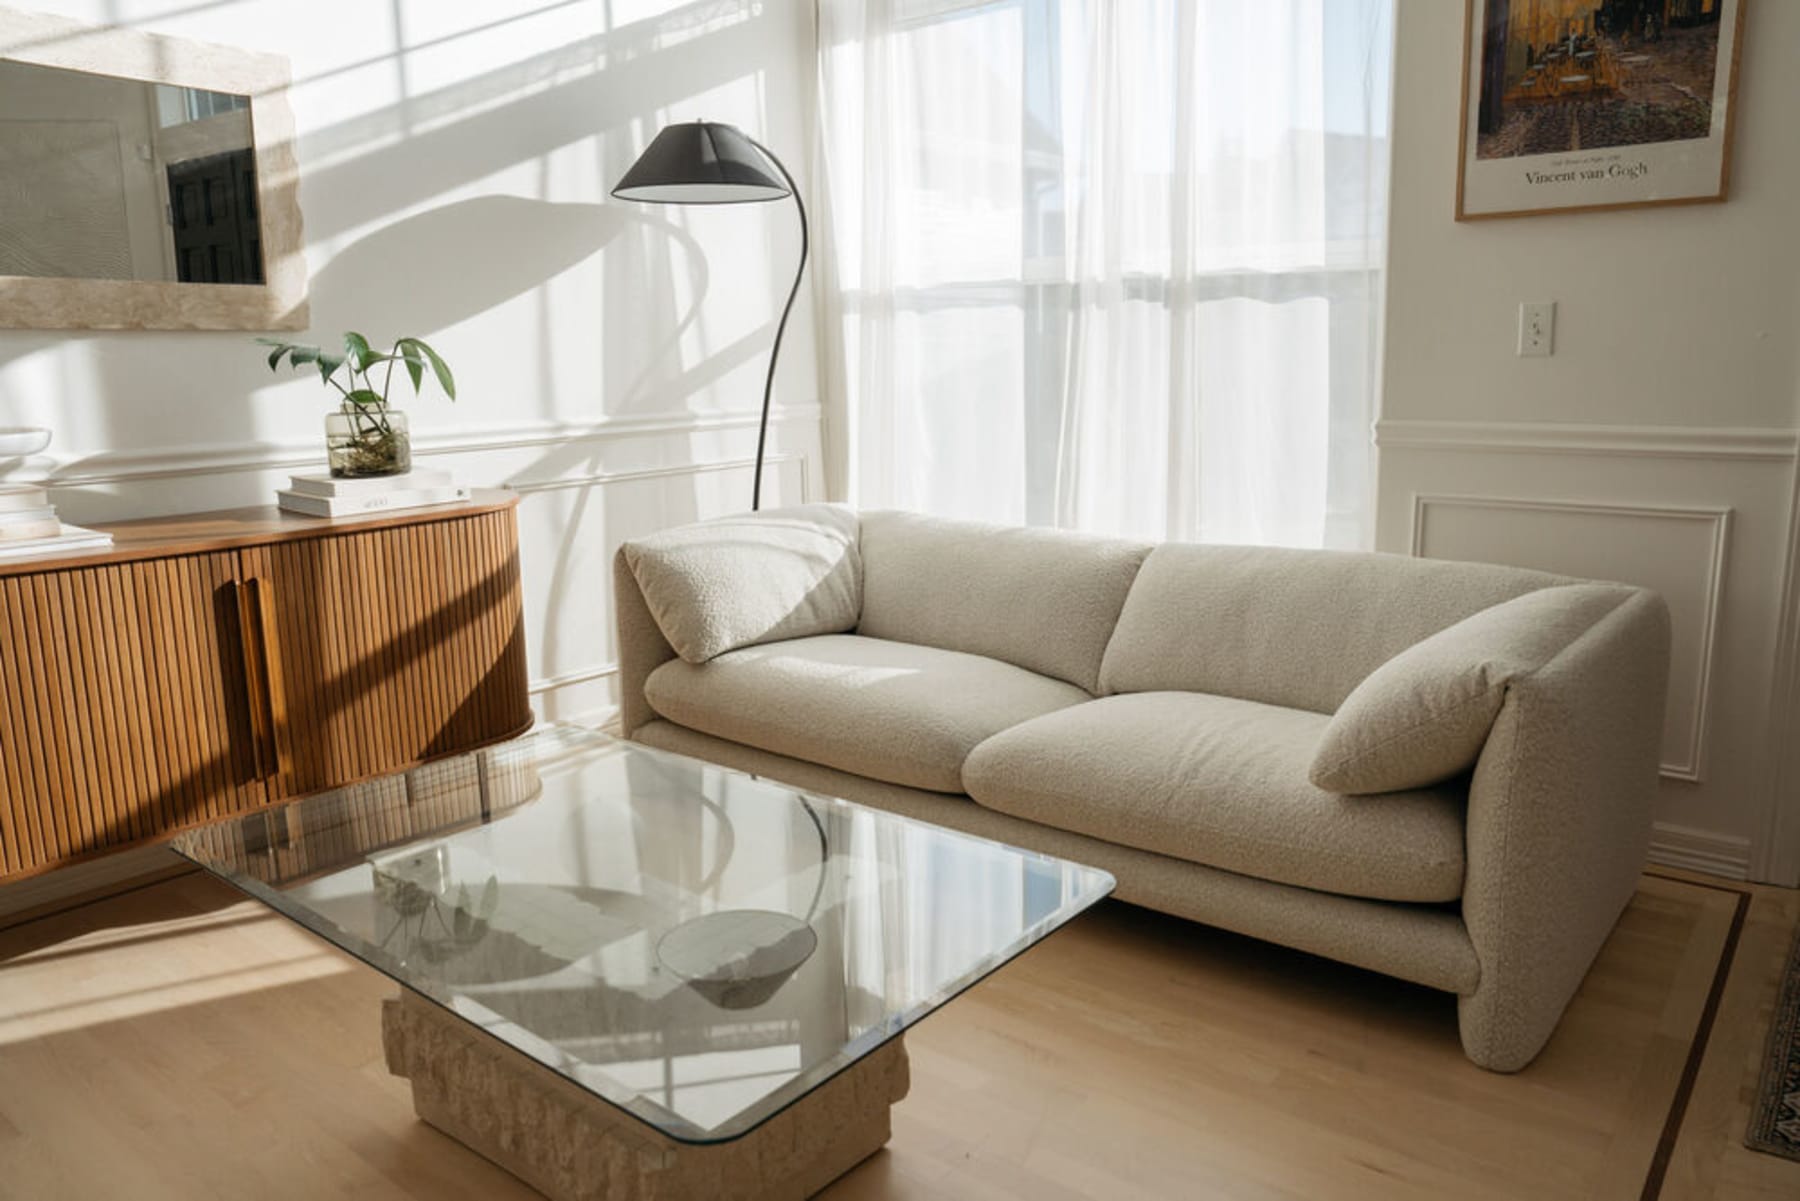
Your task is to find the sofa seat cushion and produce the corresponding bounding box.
[962,693,1467,903]
[644,634,1092,793]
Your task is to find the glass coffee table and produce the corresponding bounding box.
[172,726,1113,1201]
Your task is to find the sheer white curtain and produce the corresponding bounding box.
[814,0,1394,548]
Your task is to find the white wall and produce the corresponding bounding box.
[1377,0,1800,881]
[0,0,826,728]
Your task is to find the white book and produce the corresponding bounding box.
[276,486,470,518]
[0,517,62,542]
[0,524,113,562]
[0,485,48,514]
[288,469,453,498]
[0,505,58,528]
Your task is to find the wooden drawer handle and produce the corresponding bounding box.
[235,576,288,781]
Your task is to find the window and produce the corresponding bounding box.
[817,0,1395,548]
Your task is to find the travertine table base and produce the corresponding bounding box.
[381,990,911,1201]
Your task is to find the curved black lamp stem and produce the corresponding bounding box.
[746,135,808,512]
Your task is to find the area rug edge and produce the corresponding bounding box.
[1745,924,1800,1160]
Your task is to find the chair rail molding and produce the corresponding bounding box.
[508,452,809,499]
[1410,493,1732,783]
[0,404,824,489]
[1375,419,1799,462]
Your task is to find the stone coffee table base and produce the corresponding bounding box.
[381,990,912,1201]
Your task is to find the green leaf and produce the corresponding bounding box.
[253,336,290,369]
[315,351,346,385]
[343,331,378,373]
[399,341,425,392]
[288,345,319,367]
[399,337,455,401]
[344,388,385,407]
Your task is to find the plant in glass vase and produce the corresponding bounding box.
[257,332,456,479]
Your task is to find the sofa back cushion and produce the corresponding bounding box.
[621,503,861,664]
[857,511,1151,694]
[1099,544,1568,713]
[1310,583,1638,794]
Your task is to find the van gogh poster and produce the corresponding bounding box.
[1457,0,1744,218]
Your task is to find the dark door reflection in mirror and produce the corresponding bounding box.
[0,58,262,284]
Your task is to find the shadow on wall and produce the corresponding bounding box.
[3,192,642,517]
[0,0,806,726]
[297,0,770,242]
[0,0,792,472]
[308,196,628,335]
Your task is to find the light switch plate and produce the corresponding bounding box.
[1518,301,1555,357]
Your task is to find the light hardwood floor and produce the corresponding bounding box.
[0,869,1794,1201]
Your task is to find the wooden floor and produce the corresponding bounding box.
[0,870,1795,1201]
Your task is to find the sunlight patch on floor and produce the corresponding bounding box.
[0,954,352,1044]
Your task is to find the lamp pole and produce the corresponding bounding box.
[612,122,805,512]
[745,136,807,512]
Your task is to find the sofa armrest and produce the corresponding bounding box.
[1457,588,1671,1070]
[613,547,678,737]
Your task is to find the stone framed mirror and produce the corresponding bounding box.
[0,6,307,330]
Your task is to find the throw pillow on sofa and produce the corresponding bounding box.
[621,503,862,664]
[1309,583,1635,794]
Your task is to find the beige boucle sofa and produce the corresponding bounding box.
[613,505,1671,1071]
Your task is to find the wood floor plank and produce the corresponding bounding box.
[0,871,1794,1200]
[1659,877,1800,1201]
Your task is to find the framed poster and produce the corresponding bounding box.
[1457,0,1746,220]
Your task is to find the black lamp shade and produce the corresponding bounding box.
[612,122,790,205]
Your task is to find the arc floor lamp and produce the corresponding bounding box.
[611,121,807,512]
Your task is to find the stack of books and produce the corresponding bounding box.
[277,469,471,518]
[0,484,113,562]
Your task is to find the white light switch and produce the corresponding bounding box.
[1518,301,1555,357]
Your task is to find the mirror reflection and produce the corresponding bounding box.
[0,58,263,284]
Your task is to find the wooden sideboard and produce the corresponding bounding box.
[0,490,532,882]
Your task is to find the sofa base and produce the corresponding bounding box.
[632,720,1481,996]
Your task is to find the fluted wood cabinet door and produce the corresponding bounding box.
[0,492,528,881]
[248,506,532,799]
[0,553,262,876]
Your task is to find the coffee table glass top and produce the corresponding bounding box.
[171,726,1114,1143]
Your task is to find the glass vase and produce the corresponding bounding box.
[325,409,410,479]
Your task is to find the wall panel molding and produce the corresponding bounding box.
[0,404,824,489]
[1410,493,1731,783]
[1376,419,1798,462]
[1758,462,1800,885]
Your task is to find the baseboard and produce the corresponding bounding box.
[1647,822,1752,881]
